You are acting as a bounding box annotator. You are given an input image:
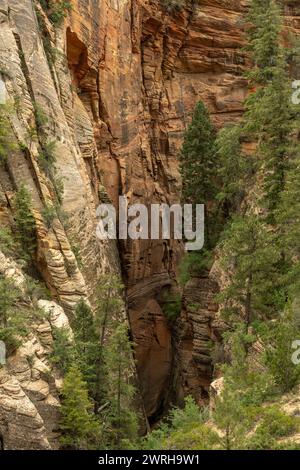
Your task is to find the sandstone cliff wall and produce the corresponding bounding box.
[1,0,300,447]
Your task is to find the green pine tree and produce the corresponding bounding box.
[246,0,282,84]
[275,153,300,296]
[104,323,138,449]
[179,100,218,249]
[243,0,297,216]
[215,123,253,215]
[0,275,25,352]
[262,303,300,393]
[73,299,100,399]
[93,275,138,449]
[217,214,283,330]
[213,328,274,449]
[50,326,75,375]
[95,274,124,355]
[59,365,102,449]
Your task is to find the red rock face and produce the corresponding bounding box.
[66,0,300,417]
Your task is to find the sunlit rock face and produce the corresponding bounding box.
[0,0,300,445]
[64,0,252,417]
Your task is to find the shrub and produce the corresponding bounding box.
[14,185,37,258]
[161,291,182,322]
[163,423,220,450]
[0,67,11,79]
[246,406,299,450]
[263,305,300,393]
[25,277,51,302]
[260,407,299,438]
[33,102,48,129]
[38,140,57,176]
[0,328,21,354]
[0,104,16,164]
[178,250,213,285]
[38,140,64,205]
[143,396,213,450]
[0,276,24,353]
[53,174,64,205]
[42,203,57,228]
[71,242,83,269]
[161,0,186,13]
[50,326,75,374]
[0,227,17,257]
[48,1,72,25]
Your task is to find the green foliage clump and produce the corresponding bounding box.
[33,102,48,130]
[94,275,138,448]
[71,241,83,269]
[179,100,216,202]
[0,276,26,353]
[59,365,102,449]
[179,101,218,246]
[48,1,72,26]
[143,396,217,450]
[212,326,300,450]
[41,203,57,228]
[103,323,138,449]
[32,102,65,208]
[178,250,213,285]
[56,276,138,450]
[215,124,253,212]
[38,139,64,207]
[178,100,223,285]
[50,327,75,375]
[38,140,57,176]
[0,104,16,164]
[72,299,99,398]
[0,227,17,257]
[246,406,299,450]
[160,0,186,13]
[262,305,300,393]
[14,185,37,259]
[161,291,181,322]
[216,214,283,328]
[243,0,298,217]
[0,276,20,329]
[246,0,283,83]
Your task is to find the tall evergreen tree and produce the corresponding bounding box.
[179,101,218,248]
[95,274,124,354]
[50,327,75,375]
[104,323,138,449]
[59,365,101,449]
[246,0,282,84]
[73,299,99,399]
[180,100,217,204]
[244,0,297,216]
[262,303,300,392]
[215,123,253,214]
[217,214,283,330]
[93,275,138,448]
